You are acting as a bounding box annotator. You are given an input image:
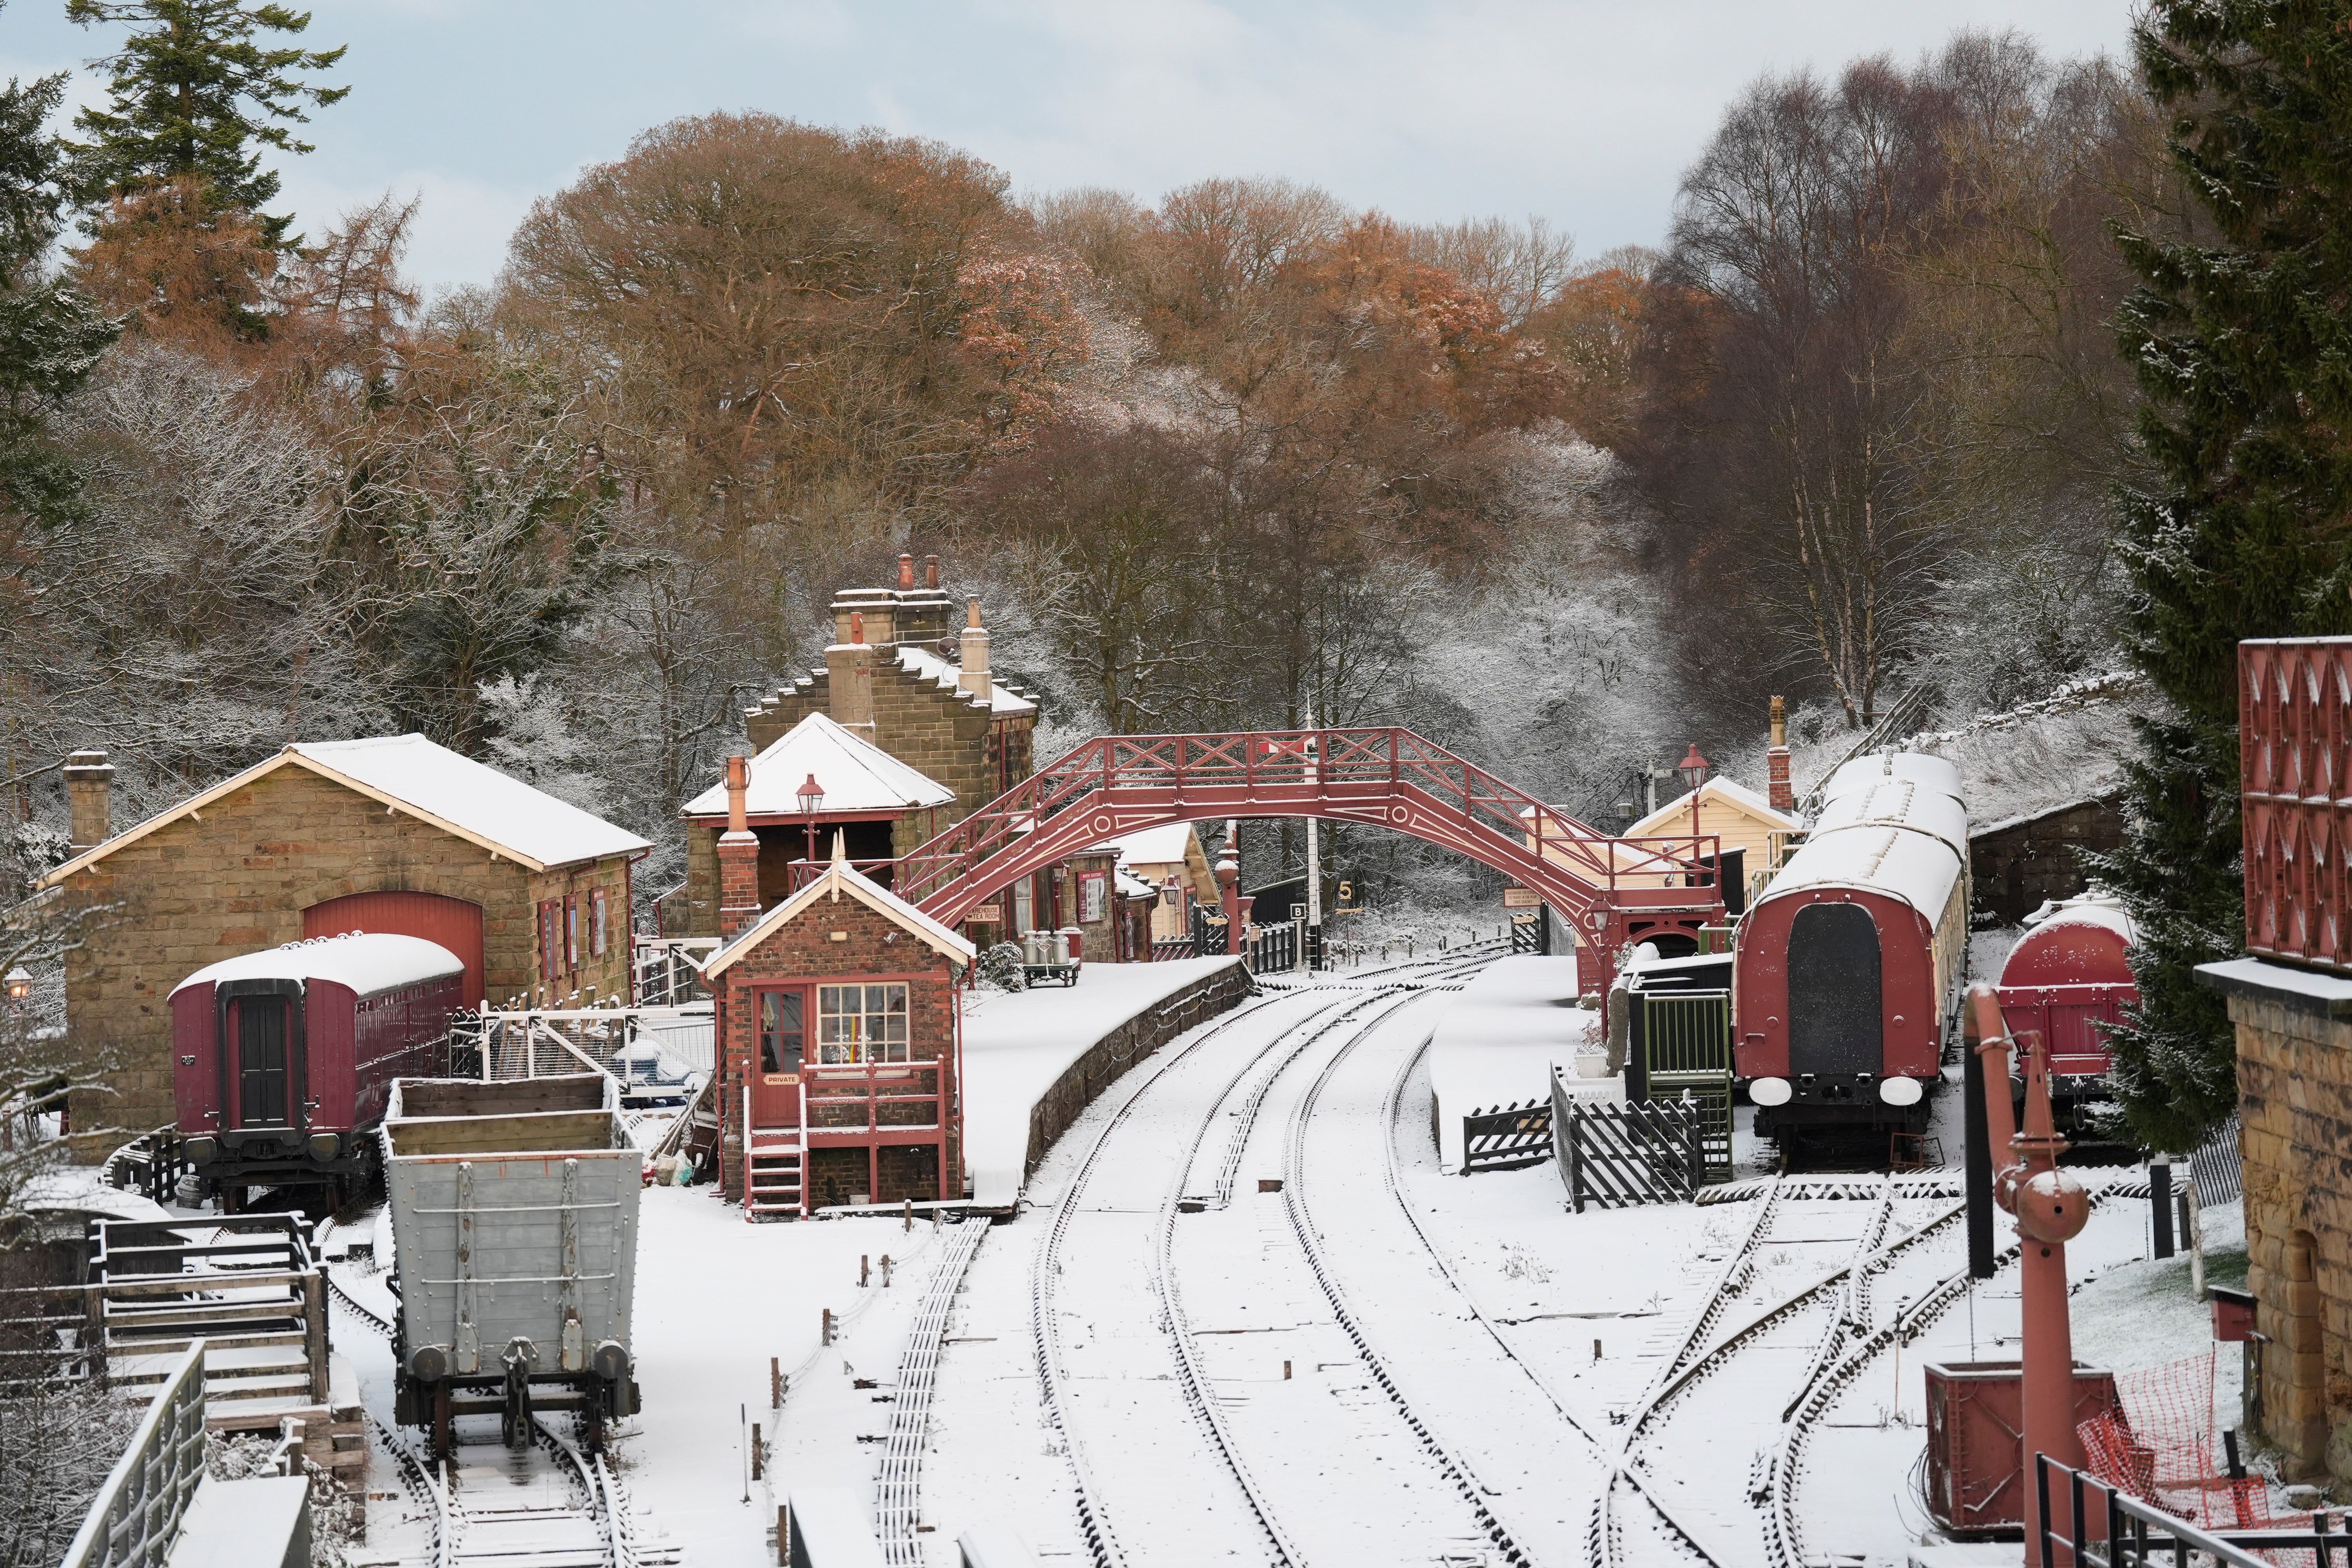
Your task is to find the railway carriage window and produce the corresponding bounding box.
[236,998,290,1126]
[818,983,910,1064]
[759,991,804,1075]
[1787,903,1883,1077]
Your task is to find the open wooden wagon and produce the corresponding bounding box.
[383,1073,641,1454]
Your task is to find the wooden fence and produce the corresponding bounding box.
[1462,1100,1553,1173]
[1553,1069,1704,1210]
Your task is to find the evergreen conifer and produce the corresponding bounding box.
[2096,0,2352,1149]
[66,0,346,250]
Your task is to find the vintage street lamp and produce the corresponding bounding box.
[797,773,825,862]
[1677,743,1711,846]
[4,965,29,1003]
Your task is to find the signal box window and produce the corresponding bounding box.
[818,983,909,1063]
[759,991,804,1076]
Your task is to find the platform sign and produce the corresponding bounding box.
[968,904,1002,923]
[1503,886,1543,908]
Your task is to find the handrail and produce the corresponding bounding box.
[2033,1453,2343,1568]
[59,1340,208,1568]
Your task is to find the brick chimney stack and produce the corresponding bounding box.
[958,599,991,699]
[1767,696,1793,813]
[64,750,114,852]
[717,753,762,937]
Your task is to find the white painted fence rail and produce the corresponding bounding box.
[59,1340,207,1568]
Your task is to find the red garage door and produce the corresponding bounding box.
[304,890,486,1008]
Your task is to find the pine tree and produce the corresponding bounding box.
[66,0,347,251]
[2094,1,2352,1151]
[0,24,119,527]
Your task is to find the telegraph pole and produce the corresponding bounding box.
[1304,710,1323,971]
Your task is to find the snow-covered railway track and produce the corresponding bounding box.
[327,1269,661,1568]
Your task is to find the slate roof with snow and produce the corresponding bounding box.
[39,733,651,887]
[681,712,956,819]
[893,644,1038,717]
[1098,823,1200,865]
[701,851,976,978]
[1627,775,1798,838]
[168,932,465,1000]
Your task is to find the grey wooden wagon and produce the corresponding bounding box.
[382,1073,641,1453]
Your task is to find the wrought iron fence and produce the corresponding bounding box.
[1463,1100,1553,1172]
[2241,638,2352,974]
[58,1340,209,1568]
[1245,920,1300,975]
[2033,1453,2350,1568]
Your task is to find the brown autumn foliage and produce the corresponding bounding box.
[69,175,276,354]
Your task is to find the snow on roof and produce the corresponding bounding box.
[701,850,975,978]
[894,644,1038,717]
[169,932,465,1000]
[681,712,955,819]
[1628,775,1798,838]
[1808,777,1969,857]
[1820,751,1965,810]
[38,734,650,888]
[1759,822,1964,921]
[296,735,652,868]
[2023,891,2136,942]
[1116,867,1158,900]
[1100,822,1200,865]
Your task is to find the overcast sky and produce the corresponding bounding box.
[2,0,2138,296]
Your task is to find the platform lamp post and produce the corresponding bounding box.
[1964,984,2089,1568]
[3,966,27,1004]
[797,773,825,868]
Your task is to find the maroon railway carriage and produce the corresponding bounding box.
[1995,895,2136,1117]
[1733,754,1971,1142]
[170,932,465,1206]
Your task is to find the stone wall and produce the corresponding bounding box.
[2211,968,2352,1478]
[56,764,631,1148]
[712,890,961,1205]
[1969,795,2125,925]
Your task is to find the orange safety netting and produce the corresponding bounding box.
[2077,1349,2309,1544]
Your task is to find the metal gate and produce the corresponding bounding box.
[1632,989,1733,1183]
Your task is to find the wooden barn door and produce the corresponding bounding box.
[1786,902,1882,1078]
[304,890,485,1007]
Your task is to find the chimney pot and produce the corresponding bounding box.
[958,601,991,698]
[924,555,940,590]
[898,554,914,590]
[850,610,864,644]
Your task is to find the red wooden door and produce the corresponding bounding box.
[304,890,485,1007]
[750,987,806,1126]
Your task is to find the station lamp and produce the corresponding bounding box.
[4,965,28,1002]
[797,773,825,861]
[1676,743,1712,844]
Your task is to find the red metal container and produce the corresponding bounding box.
[2210,1285,2256,1343]
[1996,899,2137,1087]
[1924,1360,2121,1535]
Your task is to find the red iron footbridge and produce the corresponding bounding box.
[859,727,1724,991]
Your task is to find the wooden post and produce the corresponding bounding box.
[860,1255,869,1288]
[303,1270,328,1400]
[903,1198,912,1234]
[771,1356,782,1408]
[880,1254,891,1288]
[778,1504,789,1566]
[751,1423,762,1479]
[822,1308,835,1346]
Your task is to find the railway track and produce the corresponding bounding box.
[1030,951,1502,1568]
[327,1269,669,1568]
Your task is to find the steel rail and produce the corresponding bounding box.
[1147,994,1425,1568]
[1029,989,1318,1568]
[1271,992,1537,1567]
[875,1217,990,1566]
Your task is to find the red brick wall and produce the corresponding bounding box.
[713,890,961,1205]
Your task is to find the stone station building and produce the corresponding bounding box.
[34,734,648,1146]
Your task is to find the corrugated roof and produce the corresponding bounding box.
[681,712,956,818]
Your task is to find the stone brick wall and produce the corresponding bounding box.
[712,891,961,1205]
[57,764,631,1149]
[1969,795,2125,925]
[2220,985,2352,1478]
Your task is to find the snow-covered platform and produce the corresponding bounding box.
[1427,955,1606,1172]
[963,956,1249,1207]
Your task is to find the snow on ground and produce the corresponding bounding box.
[961,955,1242,1205]
[1425,953,1601,1172]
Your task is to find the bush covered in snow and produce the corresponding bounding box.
[977,942,1028,993]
